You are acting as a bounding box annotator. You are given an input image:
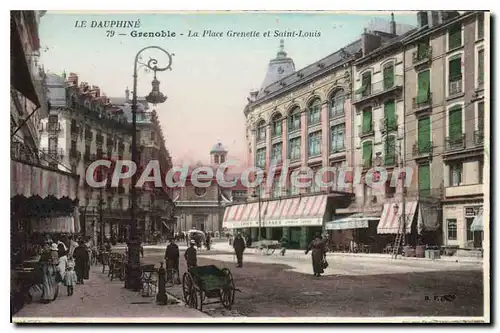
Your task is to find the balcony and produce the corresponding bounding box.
[412,141,433,157]
[47,122,61,133]
[412,46,433,67]
[445,134,466,151]
[353,75,403,104]
[412,92,433,112]
[42,148,64,160]
[474,130,484,146]
[358,122,375,138]
[448,77,463,97]
[445,184,483,198]
[379,115,398,133]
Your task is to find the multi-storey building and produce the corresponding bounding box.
[39,73,175,243]
[403,11,486,249]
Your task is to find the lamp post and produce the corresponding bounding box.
[125,46,173,291]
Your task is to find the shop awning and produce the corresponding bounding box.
[377,201,418,234]
[471,212,483,231]
[325,213,380,231]
[223,195,328,229]
[11,160,78,200]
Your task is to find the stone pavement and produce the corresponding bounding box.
[13,265,210,322]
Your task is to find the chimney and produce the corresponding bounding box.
[125,87,130,102]
[390,13,396,35]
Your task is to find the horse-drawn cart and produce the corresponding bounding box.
[182,265,240,311]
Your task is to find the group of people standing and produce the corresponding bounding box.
[29,234,91,303]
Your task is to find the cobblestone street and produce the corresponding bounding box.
[141,245,484,318]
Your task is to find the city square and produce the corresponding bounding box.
[11,9,488,323]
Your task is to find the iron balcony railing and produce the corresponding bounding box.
[358,121,375,137]
[474,130,484,146]
[412,46,433,65]
[42,148,64,160]
[412,141,433,156]
[354,75,403,103]
[449,77,463,96]
[330,103,345,119]
[379,115,398,133]
[445,133,466,151]
[47,122,61,132]
[412,92,433,111]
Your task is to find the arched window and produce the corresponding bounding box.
[288,107,301,132]
[308,98,321,125]
[383,63,395,90]
[271,113,282,137]
[330,89,345,118]
[256,120,266,142]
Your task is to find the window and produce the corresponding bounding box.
[384,99,396,131]
[220,155,225,163]
[271,114,282,137]
[384,136,396,166]
[448,54,462,95]
[478,49,484,86]
[447,219,457,240]
[70,140,77,152]
[214,155,219,164]
[289,137,301,161]
[449,162,462,186]
[416,41,429,61]
[361,107,373,134]
[289,108,301,132]
[330,90,344,118]
[448,105,463,142]
[361,72,372,96]
[418,164,430,196]
[331,124,345,152]
[383,64,394,90]
[308,99,321,125]
[362,141,373,168]
[256,148,266,168]
[272,178,281,198]
[416,70,430,104]
[478,13,484,39]
[466,218,474,242]
[271,142,282,164]
[256,121,266,142]
[48,115,58,131]
[150,131,155,141]
[308,131,321,157]
[478,102,484,133]
[48,137,57,152]
[448,24,462,50]
[417,116,431,153]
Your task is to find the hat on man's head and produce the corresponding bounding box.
[190,240,196,245]
[50,243,58,251]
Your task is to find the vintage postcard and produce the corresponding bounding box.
[10,9,489,323]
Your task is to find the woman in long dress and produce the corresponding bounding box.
[40,243,60,303]
[305,233,327,277]
[57,245,68,289]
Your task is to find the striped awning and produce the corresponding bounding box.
[223,195,328,229]
[325,213,380,231]
[471,212,483,231]
[377,201,418,234]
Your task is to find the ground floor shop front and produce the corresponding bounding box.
[442,200,484,249]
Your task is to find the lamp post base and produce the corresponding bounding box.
[124,236,142,291]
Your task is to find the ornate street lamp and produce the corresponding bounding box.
[125,46,173,291]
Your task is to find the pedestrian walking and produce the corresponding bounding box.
[41,243,60,303]
[233,232,246,268]
[279,236,289,256]
[205,233,211,251]
[184,240,197,270]
[305,232,327,277]
[74,239,90,284]
[64,260,77,296]
[165,237,181,284]
[68,235,78,259]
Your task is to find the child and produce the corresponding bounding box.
[65,260,78,296]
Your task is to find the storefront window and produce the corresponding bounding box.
[447,219,457,240]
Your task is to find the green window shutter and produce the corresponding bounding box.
[418,164,430,195]
[383,66,394,89]
[362,141,373,167]
[384,136,396,165]
[384,100,396,130]
[362,109,372,133]
[449,57,462,81]
[417,70,430,104]
[449,25,461,49]
[361,73,371,95]
[417,116,431,153]
[478,50,484,83]
[448,106,463,141]
[417,42,428,60]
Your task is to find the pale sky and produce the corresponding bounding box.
[38,11,417,165]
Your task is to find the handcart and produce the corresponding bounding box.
[182,265,240,311]
[255,240,281,256]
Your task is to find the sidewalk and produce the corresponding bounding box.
[211,242,483,263]
[13,265,210,322]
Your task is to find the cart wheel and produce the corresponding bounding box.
[198,290,204,311]
[182,272,197,308]
[220,268,235,310]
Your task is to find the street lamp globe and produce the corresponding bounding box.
[145,75,167,105]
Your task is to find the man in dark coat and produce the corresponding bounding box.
[165,237,181,284]
[305,232,327,277]
[184,240,197,270]
[233,232,246,268]
[74,240,90,284]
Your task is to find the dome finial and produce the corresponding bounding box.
[277,39,287,58]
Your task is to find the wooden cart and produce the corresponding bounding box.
[182,265,240,311]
